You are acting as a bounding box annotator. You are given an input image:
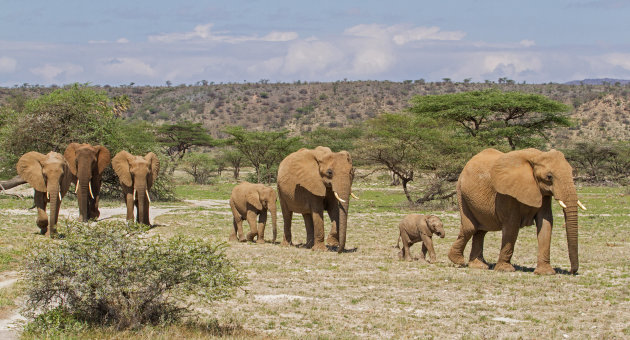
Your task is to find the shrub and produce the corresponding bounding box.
[23,221,245,330]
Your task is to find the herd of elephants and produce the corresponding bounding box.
[13,143,587,275]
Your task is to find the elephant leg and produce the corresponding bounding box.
[448,199,477,267]
[420,234,436,263]
[495,226,519,272]
[325,201,340,247]
[312,211,326,251]
[281,202,293,246]
[468,230,489,269]
[246,210,258,242]
[534,204,555,275]
[230,217,240,242]
[400,229,413,261]
[421,243,428,262]
[303,213,315,248]
[256,211,267,244]
[34,191,48,235]
[125,191,135,221]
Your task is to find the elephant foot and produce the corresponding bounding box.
[534,263,556,275]
[256,239,265,244]
[229,234,238,242]
[312,242,327,251]
[246,233,257,242]
[468,258,489,270]
[238,237,247,242]
[448,248,466,267]
[428,257,437,264]
[326,235,339,247]
[281,240,291,247]
[494,262,515,272]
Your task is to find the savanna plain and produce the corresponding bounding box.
[0,174,629,339]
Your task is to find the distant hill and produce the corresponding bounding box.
[564,78,630,85]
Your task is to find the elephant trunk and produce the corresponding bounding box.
[269,201,277,243]
[47,186,61,229]
[78,179,90,222]
[563,199,579,274]
[337,199,349,253]
[136,184,149,225]
[557,184,579,274]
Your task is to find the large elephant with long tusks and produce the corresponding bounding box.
[112,151,160,226]
[64,143,111,222]
[277,146,357,253]
[448,148,585,275]
[17,151,73,237]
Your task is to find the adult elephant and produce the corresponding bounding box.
[17,151,73,237]
[448,148,586,275]
[112,150,159,226]
[64,143,111,221]
[229,181,277,243]
[277,146,356,252]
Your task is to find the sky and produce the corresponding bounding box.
[1,0,630,86]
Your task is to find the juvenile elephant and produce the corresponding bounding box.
[277,146,357,252]
[112,151,159,226]
[64,143,111,221]
[17,151,73,237]
[229,181,277,243]
[397,214,445,263]
[448,148,586,275]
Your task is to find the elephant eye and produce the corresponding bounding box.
[546,174,553,181]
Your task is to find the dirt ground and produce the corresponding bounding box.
[1,183,629,339]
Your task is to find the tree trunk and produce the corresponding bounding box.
[0,175,27,191]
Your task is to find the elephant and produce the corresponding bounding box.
[64,143,111,222]
[396,214,445,263]
[277,146,357,252]
[448,148,586,275]
[16,151,73,237]
[229,181,277,243]
[112,151,160,226]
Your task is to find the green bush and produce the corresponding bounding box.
[23,220,245,330]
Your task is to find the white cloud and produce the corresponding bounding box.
[344,24,466,45]
[601,53,630,71]
[148,23,298,44]
[281,40,344,77]
[100,58,155,77]
[0,57,17,73]
[520,39,536,47]
[482,53,542,75]
[30,63,83,83]
[89,38,131,44]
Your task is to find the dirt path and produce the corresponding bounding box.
[0,272,23,340]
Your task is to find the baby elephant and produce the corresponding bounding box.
[397,214,445,263]
[229,181,277,243]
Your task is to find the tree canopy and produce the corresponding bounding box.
[156,121,215,174]
[408,89,571,150]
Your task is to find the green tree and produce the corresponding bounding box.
[409,89,571,150]
[182,152,216,184]
[358,113,478,204]
[303,126,363,152]
[156,121,215,175]
[216,148,248,179]
[223,126,302,183]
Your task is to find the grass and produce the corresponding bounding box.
[0,179,628,339]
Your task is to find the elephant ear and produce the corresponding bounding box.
[491,149,543,208]
[144,152,160,189]
[247,190,263,210]
[64,143,80,176]
[293,149,328,197]
[95,146,111,174]
[112,151,133,187]
[17,152,47,192]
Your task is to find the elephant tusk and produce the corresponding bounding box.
[88,182,94,199]
[350,192,360,200]
[46,191,49,200]
[133,189,137,201]
[59,192,62,201]
[577,200,587,211]
[146,189,151,204]
[557,200,567,209]
[334,191,346,203]
[75,180,79,194]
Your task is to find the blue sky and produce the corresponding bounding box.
[1,0,629,86]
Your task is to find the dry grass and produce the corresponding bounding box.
[1,181,629,339]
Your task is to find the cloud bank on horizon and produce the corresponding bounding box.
[1,1,630,86]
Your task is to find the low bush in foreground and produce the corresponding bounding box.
[22,220,245,331]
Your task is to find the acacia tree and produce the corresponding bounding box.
[223,126,302,183]
[409,89,571,149]
[358,113,478,204]
[156,121,215,175]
